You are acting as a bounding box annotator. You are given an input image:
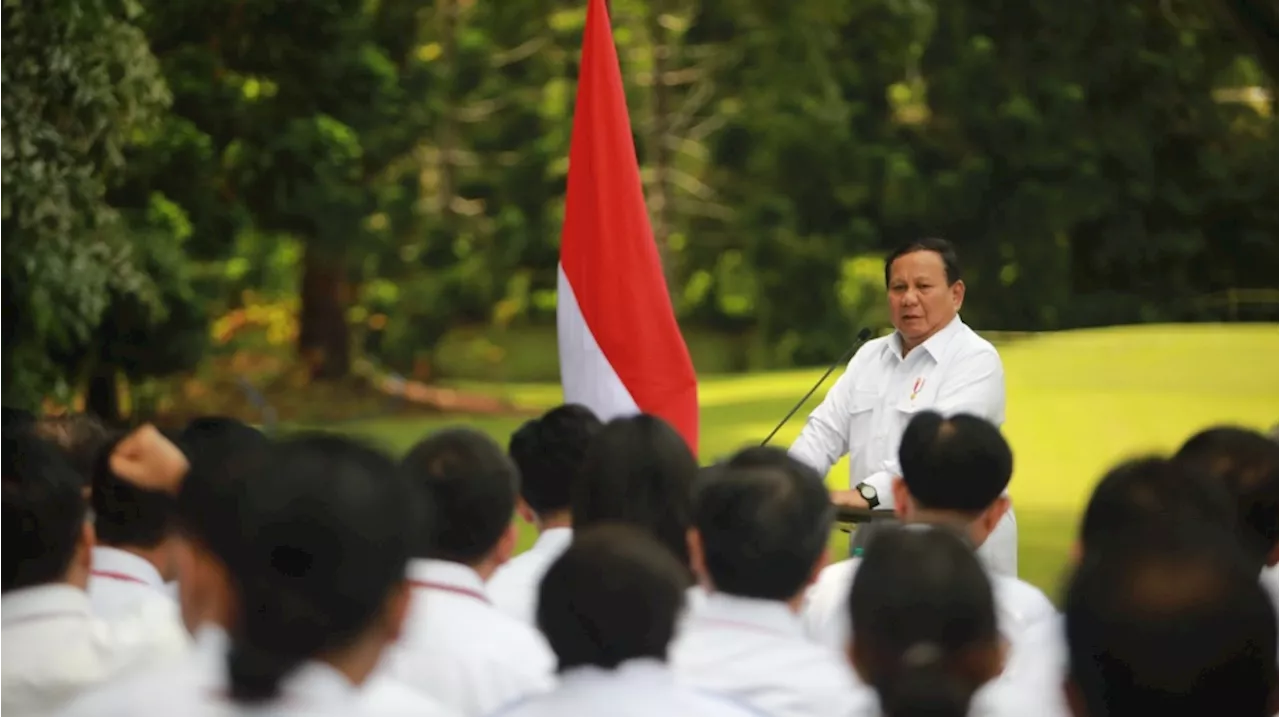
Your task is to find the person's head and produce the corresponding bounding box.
[1174,426,1279,570]
[884,238,964,351]
[1063,522,1277,717]
[2,432,94,593]
[1077,456,1237,562]
[848,526,1002,717]
[223,434,416,704]
[573,414,698,573]
[893,411,1012,549]
[690,447,833,603]
[33,413,112,489]
[91,436,179,579]
[508,404,602,528]
[402,427,519,577]
[172,417,271,633]
[538,524,688,672]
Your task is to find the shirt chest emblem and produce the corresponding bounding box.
[910,377,926,401]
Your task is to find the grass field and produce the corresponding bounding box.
[329,323,1279,602]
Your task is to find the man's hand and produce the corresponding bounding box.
[110,424,189,494]
[830,489,869,509]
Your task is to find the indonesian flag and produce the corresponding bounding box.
[556,0,699,454]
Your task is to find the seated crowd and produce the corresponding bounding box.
[1,404,1276,717]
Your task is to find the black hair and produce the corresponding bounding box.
[174,416,271,550]
[537,523,687,672]
[849,526,999,717]
[1065,522,1276,717]
[695,448,833,599]
[572,414,698,572]
[402,427,519,563]
[1079,456,1238,556]
[223,434,415,704]
[508,404,602,517]
[2,432,89,592]
[1174,426,1279,569]
[883,238,961,287]
[91,434,174,549]
[2,406,36,432]
[32,413,113,485]
[898,412,1012,514]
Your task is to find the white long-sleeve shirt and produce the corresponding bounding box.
[487,528,573,626]
[384,559,556,716]
[788,315,1006,508]
[3,584,188,717]
[485,659,767,717]
[671,592,872,717]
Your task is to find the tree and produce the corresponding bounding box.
[2,0,173,410]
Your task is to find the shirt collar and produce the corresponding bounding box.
[888,313,966,361]
[559,658,673,688]
[407,558,488,595]
[693,592,805,638]
[91,546,165,588]
[1,583,92,626]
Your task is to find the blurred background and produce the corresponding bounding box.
[3,0,1277,594]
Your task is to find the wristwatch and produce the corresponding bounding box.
[855,482,880,509]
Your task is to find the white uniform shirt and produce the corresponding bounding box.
[54,625,460,717]
[671,592,872,717]
[800,558,1056,657]
[487,528,573,626]
[486,658,767,717]
[88,547,184,624]
[3,584,188,717]
[788,316,1016,575]
[385,559,556,716]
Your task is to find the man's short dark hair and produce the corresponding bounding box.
[573,414,698,570]
[884,238,961,287]
[508,404,602,517]
[695,448,833,600]
[898,412,1011,514]
[91,435,174,549]
[33,413,112,485]
[1174,426,1279,569]
[1065,522,1276,717]
[3,432,89,592]
[538,524,687,671]
[1079,456,1238,556]
[402,427,518,564]
[174,416,271,548]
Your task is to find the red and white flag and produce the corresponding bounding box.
[556,0,699,454]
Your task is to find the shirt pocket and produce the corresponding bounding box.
[845,389,880,445]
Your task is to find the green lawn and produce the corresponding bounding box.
[330,323,1279,602]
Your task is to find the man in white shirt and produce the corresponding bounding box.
[2,431,186,717]
[87,444,185,630]
[492,524,765,717]
[801,411,1055,703]
[489,404,602,625]
[386,428,556,716]
[1063,522,1277,717]
[788,238,1016,576]
[672,447,870,717]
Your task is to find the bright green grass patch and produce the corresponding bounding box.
[333,323,1279,603]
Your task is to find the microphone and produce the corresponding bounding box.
[759,328,874,447]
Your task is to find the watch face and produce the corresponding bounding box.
[858,484,876,500]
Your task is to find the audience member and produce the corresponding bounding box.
[32,413,113,487]
[671,448,867,717]
[490,524,763,717]
[848,526,1005,717]
[489,404,602,625]
[387,427,555,716]
[2,432,184,716]
[1064,522,1277,717]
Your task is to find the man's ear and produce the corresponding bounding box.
[687,529,710,587]
[891,477,911,520]
[1063,677,1089,717]
[975,496,1010,544]
[516,497,537,527]
[494,519,518,566]
[382,580,413,643]
[1267,542,1278,568]
[950,279,966,311]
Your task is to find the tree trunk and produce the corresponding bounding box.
[297,243,352,380]
[85,363,121,423]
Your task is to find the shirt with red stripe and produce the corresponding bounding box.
[384,559,556,716]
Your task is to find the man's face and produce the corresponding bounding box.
[887,250,964,349]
